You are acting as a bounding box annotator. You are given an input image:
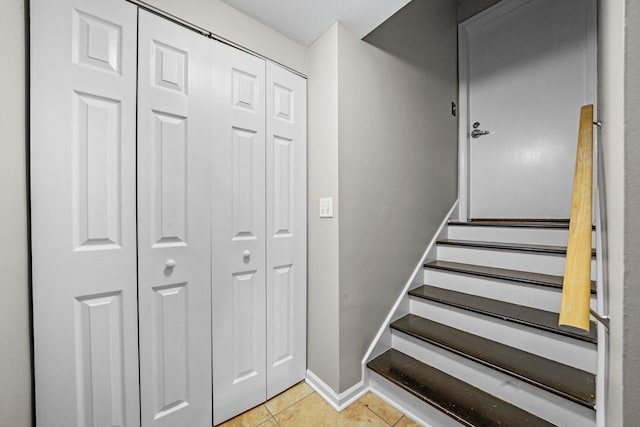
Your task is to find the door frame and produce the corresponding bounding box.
[456,0,598,221]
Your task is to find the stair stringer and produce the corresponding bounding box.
[360,201,458,389]
[594,182,607,427]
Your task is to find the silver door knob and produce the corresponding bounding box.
[165,259,176,268]
[471,129,490,138]
[243,250,251,258]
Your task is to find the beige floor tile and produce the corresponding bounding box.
[257,417,279,427]
[265,381,314,415]
[393,415,423,427]
[358,392,403,425]
[217,404,271,427]
[275,393,388,427]
[274,393,338,427]
[337,401,389,427]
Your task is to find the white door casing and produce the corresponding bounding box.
[30,0,140,426]
[265,63,308,399]
[459,0,597,219]
[137,10,213,427]
[211,41,268,425]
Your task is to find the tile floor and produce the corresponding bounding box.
[217,381,421,427]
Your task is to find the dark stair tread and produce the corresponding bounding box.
[368,349,556,427]
[391,314,596,408]
[408,286,597,344]
[424,260,597,294]
[449,220,594,230]
[437,239,596,257]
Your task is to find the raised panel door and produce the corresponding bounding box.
[265,63,307,398]
[137,10,213,427]
[30,1,140,425]
[211,41,267,425]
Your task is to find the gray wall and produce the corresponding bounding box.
[0,0,31,426]
[336,0,458,391]
[624,0,640,423]
[457,0,501,23]
[307,22,341,392]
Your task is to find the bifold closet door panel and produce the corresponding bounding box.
[30,0,139,427]
[137,11,213,427]
[30,1,140,426]
[211,41,267,425]
[265,63,308,399]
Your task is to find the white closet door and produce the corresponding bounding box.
[30,0,140,426]
[137,11,213,427]
[211,42,267,425]
[265,63,308,398]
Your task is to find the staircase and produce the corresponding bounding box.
[367,220,598,426]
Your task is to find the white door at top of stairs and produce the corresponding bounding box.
[460,0,597,219]
[30,1,307,426]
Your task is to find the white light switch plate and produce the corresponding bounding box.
[319,197,333,218]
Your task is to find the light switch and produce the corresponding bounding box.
[319,197,333,218]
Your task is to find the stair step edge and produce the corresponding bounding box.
[423,260,597,294]
[367,349,556,427]
[436,239,596,257]
[408,285,597,344]
[390,314,596,408]
[448,220,595,230]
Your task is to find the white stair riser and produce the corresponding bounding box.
[436,246,597,280]
[409,297,597,373]
[392,332,596,427]
[423,269,597,313]
[447,226,595,247]
[369,372,463,427]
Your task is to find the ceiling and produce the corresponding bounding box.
[220,0,413,46]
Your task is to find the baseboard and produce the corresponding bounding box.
[360,200,459,370]
[305,369,369,412]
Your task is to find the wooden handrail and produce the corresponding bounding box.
[559,104,594,332]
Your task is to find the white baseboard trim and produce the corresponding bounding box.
[360,200,459,369]
[305,369,369,412]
